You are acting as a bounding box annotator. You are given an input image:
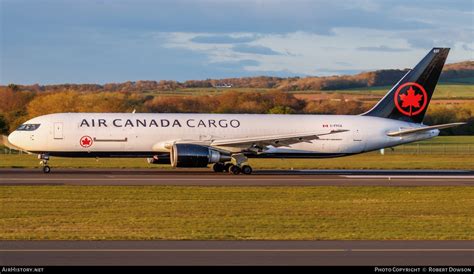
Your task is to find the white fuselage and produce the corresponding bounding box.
[8,113,439,158]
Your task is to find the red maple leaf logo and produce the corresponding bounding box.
[80,136,93,147]
[81,137,91,146]
[399,86,423,116]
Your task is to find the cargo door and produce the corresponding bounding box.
[351,129,366,153]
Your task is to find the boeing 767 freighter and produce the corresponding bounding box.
[6,48,465,174]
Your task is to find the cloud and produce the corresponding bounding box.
[210,59,260,69]
[2,0,473,83]
[232,45,281,55]
[191,35,257,44]
[357,46,410,52]
[462,44,474,51]
[317,69,363,76]
[161,26,473,78]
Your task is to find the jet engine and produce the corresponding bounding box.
[170,144,231,167]
[146,154,171,164]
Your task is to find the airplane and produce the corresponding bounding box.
[6,48,465,174]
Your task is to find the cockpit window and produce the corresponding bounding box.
[16,124,41,131]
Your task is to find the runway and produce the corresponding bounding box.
[0,168,473,186]
[1,240,472,266]
[1,170,473,266]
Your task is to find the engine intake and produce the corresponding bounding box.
[170,144,231,168]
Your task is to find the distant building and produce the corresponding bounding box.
[214,83,232,88]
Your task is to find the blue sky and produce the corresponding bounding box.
[1,0,473,84]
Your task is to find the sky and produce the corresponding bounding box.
[1,0,473,84]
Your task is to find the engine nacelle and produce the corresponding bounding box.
[170,144,231,168]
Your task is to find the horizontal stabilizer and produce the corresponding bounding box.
[387,122,466,137]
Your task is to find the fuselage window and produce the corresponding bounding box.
[16,124,41,131]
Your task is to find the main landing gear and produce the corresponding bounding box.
[212,153,253,175]
[38,154,51,173]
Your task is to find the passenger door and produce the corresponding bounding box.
[54,122,63,139]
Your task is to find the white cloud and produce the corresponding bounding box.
[158,27,472,77]
[340,0,381,12]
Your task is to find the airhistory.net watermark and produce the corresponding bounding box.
[1,267,44,273]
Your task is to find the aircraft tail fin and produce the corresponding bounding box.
[362,48,449,123]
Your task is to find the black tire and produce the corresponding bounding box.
[213,163,224,172]
[224,163,233,172]
[241,165,252,175]
[43,166,51,173]
[229,165,241,175]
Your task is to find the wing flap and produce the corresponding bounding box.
[211,129,349,148]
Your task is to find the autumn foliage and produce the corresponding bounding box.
[0,61,472,135]
[5,61,473,93]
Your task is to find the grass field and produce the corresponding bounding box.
[1,154,473,170]
[318,84,474,99]
[1,137,473,170]
[142,83,474,100]
[1,186,472,240]
[444,77,474,84]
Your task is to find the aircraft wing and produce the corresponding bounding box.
[211,129,349,149]
[386,122,466,137]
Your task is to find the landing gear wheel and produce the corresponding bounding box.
[39,154,51,174]
[229,165,241,175]
[213,163,225,173]
[43,165,51,173]
[241,165,252,175]
[224,163,233,173]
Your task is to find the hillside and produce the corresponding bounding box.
[3,61,473,93]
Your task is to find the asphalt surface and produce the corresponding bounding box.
[1,240,472,266]
[1,169,473,266]
[0,168,473,186]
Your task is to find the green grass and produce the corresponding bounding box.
[1,137,473,170]
[141,83,474,99]
[443,77,474,84]
[0,186,472,240]
[142,88,273,97]
[0,154,472,170]
[411,136,474,144]
[322,83,474,99]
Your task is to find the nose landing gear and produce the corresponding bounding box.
[38,154,51,173]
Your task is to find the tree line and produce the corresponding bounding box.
[2,61,472,93]
[0,88,472,135]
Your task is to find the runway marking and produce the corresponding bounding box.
[345,175,474,179]
[1,249,473,252]
[1,178,473,181]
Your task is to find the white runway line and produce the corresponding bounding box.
[0,178,373,181]
[1,249,473,252]
[1,177,474,181]
[344,175,474,179]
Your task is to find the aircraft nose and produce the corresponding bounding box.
[7,131,20,148]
